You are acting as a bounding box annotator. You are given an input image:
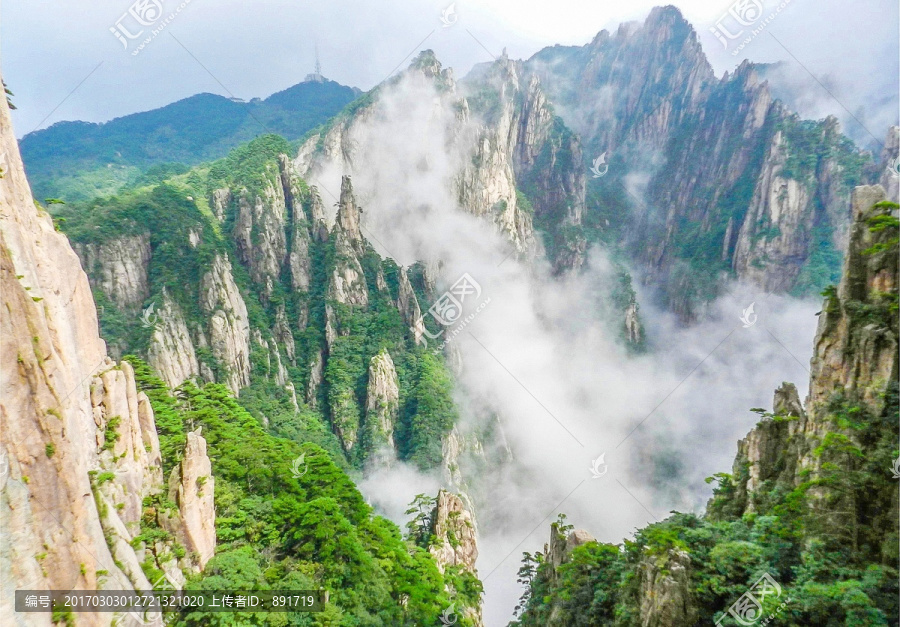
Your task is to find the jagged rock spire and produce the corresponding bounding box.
[336,175,365,255]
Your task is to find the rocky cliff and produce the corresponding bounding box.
[528,6,882,320]
[362,349,399,468]
[729,185,898,512]
[166,429,216,569]
[513,185,898,625]
[464,52,586,271]
[295,51,542,256]
[74,235,151,315]
[0,79,213,625]
[429,489,483,627]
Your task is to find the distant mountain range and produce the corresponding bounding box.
[19,78,359,202]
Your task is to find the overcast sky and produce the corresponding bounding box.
[2,1,898,143]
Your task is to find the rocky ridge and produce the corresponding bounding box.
[527,6,891,320]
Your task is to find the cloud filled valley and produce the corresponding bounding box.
[2,4,898,626]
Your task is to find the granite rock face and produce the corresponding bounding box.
[167,429,216,569]
[0,82,211,625]
[199,254,252,394]
[75,234,151,315]
[639,548,698,627]
[730,184,898,512]
[529,6,877,319]
[363,350,400,467]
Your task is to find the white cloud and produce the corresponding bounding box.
[298,72,820,624]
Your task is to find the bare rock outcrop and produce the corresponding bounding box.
[638,548,698,627]
[732,128,817,291]
[294,51,536,255]
[336,175,365,255]
[625,299,643,345]
[327,178,369,308]
[772,381,805,418]
[397,267,426,345]
[147,291,200,390]
[75,234,151,314]
[306,349,324,409]
[0,87,165,624]
[728,184,898,513]
[879,126,899,202]
[429,490,479,574]
[167,429,216,569]
[279,154,314,290]
[546,526,596,573]
[363,350,399,466]
[232,179,288,299]
[211,187,232,222]
[808,185,898,414]
[306,186,330,242]
[199,254,251,394]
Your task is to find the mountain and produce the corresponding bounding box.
[18,78,359,203]
[3,4,899,626]
[1,72,485,625]
[511,186,899,625]
[522,6,897,320]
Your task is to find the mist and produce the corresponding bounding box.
[295,71,820,624]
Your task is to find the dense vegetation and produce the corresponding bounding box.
[20,79,357,202]
[46,117,497,621]
[126,358,472,626]
[57,133,460,477]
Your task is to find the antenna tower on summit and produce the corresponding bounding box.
[305,44,325,83]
